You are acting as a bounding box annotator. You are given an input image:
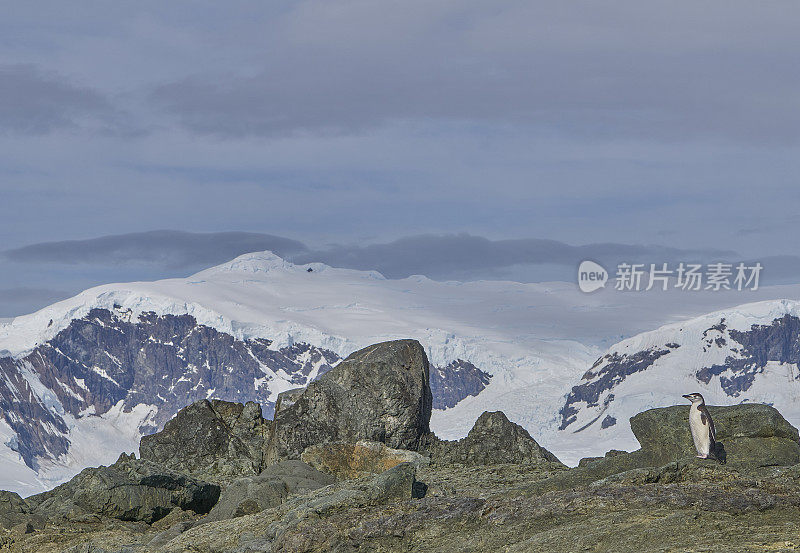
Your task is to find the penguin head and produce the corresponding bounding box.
[682,392,705,404]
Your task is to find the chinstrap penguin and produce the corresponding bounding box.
[682,392,716,460]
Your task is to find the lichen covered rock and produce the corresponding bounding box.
[139,399,268,481]
[266,339,432,462]
[301,440,429,480]
[26,453,220,524]
[205,460,334,522]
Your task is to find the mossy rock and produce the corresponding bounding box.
[529,403,800,495]
[630,403,800,468]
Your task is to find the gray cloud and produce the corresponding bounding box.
[4,230,308,270]
[293,234,738,281]
[149,2,800,143]
[7,231,739,282]
[0,64,119,134]
[4,230,799,318]
[0,2,799,317]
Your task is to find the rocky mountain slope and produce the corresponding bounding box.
[2,338,800,553]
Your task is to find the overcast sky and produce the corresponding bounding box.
[2,2,799,316]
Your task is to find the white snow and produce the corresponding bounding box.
[0,419,47,497]
[34,402,158,491]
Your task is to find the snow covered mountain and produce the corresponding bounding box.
[0,251,592,494]
[3,250,800,495]
[559,299,800,455]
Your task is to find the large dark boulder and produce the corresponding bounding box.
[139,399,268,481]
[26,453,220,524]
[424,411,563,466]
[205,460,334,522]
[265,339,432,462]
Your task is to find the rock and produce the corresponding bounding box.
[26,453,220,524]
[578,449,627,467]
[365,461,418,502]
[629,403,800,468]
[528,403,800,495]
[10,521,34,535]
[0,491,30,530]
[272,387,305,418]
[139,399,268,481]
[156,463,420,553]
[265,339,432,462]
[147,520,194,550]
[425,411,563,466]
[205,460,334,522]
[301,440,430,480]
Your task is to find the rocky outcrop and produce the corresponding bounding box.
[301,441,429,480]
[159,463,420,553]
[25,453,219,524]
[0,492,31,530]
[425,411,562,466]
[7,378,800,552]
[265,339,433,462]
[629,403,800,468]
[205,460,334,522]
[139,399,268,481]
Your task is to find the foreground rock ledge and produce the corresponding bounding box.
[4,336,800,552]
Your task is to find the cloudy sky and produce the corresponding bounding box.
[2,1,799,316]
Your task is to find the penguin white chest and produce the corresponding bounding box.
[689,405,712,457]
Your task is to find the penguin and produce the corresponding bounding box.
[682,392,716,459]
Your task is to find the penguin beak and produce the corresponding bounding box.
[682,394,692,400]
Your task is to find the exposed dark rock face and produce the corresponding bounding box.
[560,347,671,430]
[25,453,219,524]
[205,460,334,522]
[0,308,338,470]
[139,399,269,481]
[424,411,562,466]
[429,359,491,409]
[266,339,433,463]
[695,315,800,395]
[6,379,800,552]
